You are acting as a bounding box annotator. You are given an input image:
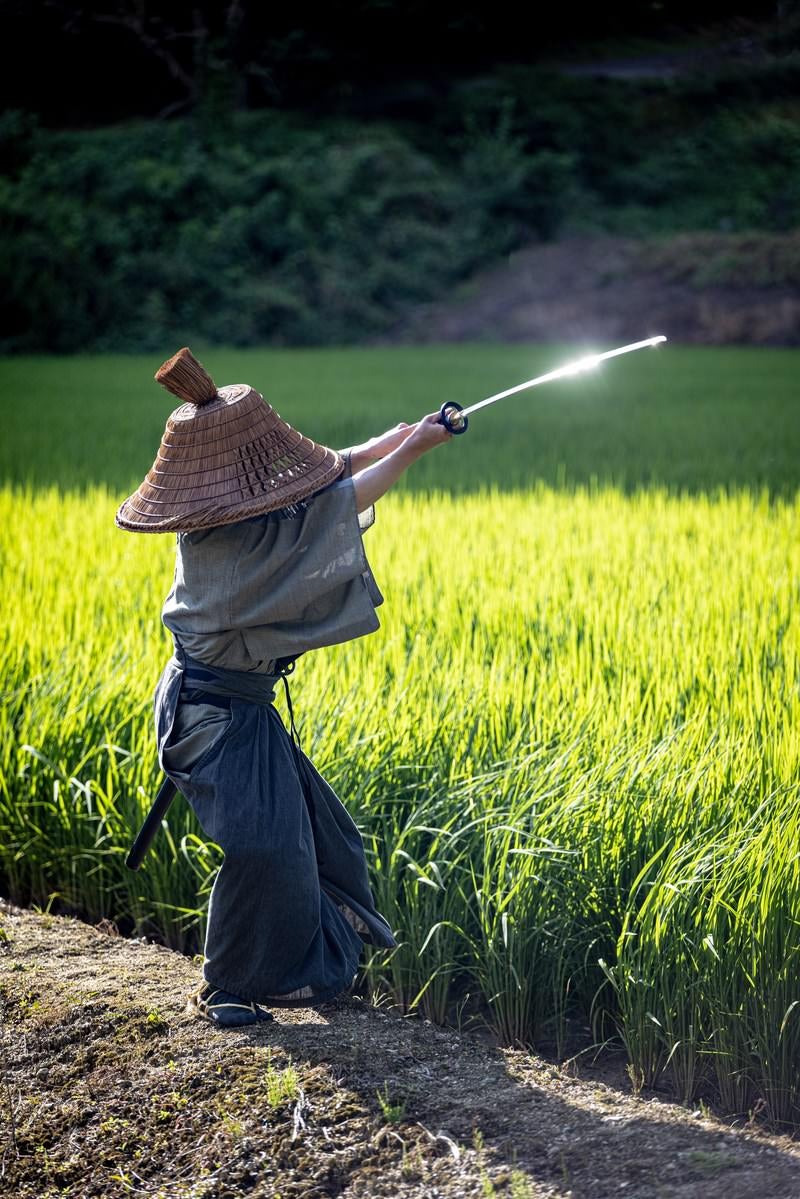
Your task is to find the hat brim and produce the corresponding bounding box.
[115,385,345,533]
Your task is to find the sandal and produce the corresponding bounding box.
[187,981,275,1027]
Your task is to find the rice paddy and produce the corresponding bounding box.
[1,346,798,1127]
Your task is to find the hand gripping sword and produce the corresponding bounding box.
[437,336,667,435]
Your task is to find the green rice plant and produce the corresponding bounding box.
[703,803,800,1127]
[360,789,474,1022]
[0,429,798,1125]
[1,346,799,497]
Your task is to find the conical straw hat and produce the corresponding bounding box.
[115,348,344,534]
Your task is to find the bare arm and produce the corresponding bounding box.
[351,414,452,510]
[339,423,415,474]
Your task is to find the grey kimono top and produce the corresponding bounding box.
[154,459,398,995]
[161,458,383,673]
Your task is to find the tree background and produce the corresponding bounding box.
[2,1,798,350]
[2,1,783,124]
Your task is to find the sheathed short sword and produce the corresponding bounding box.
[126,776,178,871]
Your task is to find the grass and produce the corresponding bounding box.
[0,344,798,496]
[0,345,799,1129]
[376,1082,406,1124]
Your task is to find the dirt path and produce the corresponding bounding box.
[1,904,799,1199]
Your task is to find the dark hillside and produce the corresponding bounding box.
[2,9,799,351]
[3,4,781,126]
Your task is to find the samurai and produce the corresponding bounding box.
[116,348,451,1026]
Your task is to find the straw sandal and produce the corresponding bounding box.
[187,981,275,1027]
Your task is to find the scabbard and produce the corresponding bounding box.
[126,775,180,871]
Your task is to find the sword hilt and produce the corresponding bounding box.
[439,401,468,435]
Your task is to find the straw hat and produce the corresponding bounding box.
[115,348,344,534]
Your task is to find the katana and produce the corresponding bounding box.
[438,335,667,434]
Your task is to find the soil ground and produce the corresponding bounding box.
[1,904,799,1199]
[383,235,800,348]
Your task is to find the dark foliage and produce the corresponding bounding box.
[0,109,577,352]
[3,23,800,353]
[4,1,779,126]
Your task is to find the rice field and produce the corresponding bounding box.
[1,346,799,1128]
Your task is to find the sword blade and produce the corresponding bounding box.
[460,336,667,419]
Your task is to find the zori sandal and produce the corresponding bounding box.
[187,981,274,1027]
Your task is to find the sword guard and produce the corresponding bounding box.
[439,401,468,435]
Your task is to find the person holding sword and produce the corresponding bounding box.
[117,347,452,1026]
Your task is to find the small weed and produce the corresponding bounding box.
[144,1008,168,1034]
[100,1116,129,1133]
[472,1128,495,1197]
[510,1172,536,1199]
[626,1062,645,1096]
[376,1081,406,1124]
[18,991,40,1014]
[400,1143,425,1180]
[220,1110,245,1138]
[265,1049,299,1108]
[687,1149,735,1177]
[149,1090,188,1123]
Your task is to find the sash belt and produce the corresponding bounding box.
[126,649,314,870]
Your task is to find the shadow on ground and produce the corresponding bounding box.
[1,905,799,1199]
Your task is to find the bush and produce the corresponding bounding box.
[4,48,800,353]
[0,112,576,352]
[609,111,800,234]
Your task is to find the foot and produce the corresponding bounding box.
[187,982,274,1027]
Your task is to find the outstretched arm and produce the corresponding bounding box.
[339,423,415,474]
[351,414,452,510]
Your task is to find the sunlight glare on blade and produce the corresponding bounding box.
[460,335,667,418]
